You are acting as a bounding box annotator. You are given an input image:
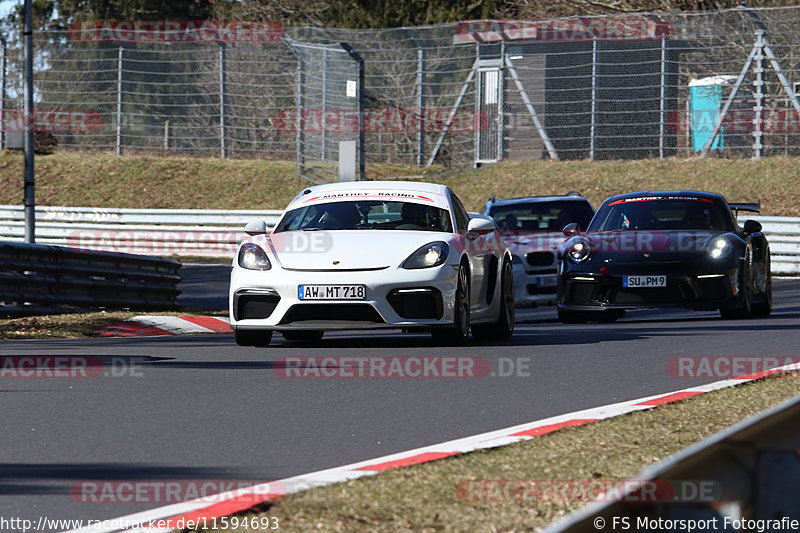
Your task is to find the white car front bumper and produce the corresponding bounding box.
[512,259,558,308]
[229,264,460,330]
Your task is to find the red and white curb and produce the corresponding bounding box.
[65,361,800,533]
[100,316,231,337]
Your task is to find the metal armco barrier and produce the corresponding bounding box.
[0,241,181,315]
[0,206,798,271]
[0,205,283,258]
[542,394,800,533]
[743,216,800,274]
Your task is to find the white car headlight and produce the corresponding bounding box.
[402,241,449,269]
[708,237,731,259]
[238,243,272,270]
[566,239,591,264]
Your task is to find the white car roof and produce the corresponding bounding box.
[300,180,448,195]
[286,181,452,210]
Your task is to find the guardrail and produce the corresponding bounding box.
[0,205,283,258]
[0,241,181,315]
[742,216,800,274]
[0,206,797,271]
[542,393,800,533]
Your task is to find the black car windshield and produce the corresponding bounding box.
[488,200,594,233]
[274,200,453,232]
[589,197,733,232]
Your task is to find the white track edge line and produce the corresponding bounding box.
[129,316,216,334]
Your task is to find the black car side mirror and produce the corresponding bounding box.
[742,219,762,235]
[562,222,580,237]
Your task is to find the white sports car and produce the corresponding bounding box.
[229,181,515,346]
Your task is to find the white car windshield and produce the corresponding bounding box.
[274,200,453,232]
[489,200,594,233]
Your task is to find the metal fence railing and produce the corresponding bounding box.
[741,215,800,274]
[1,206,798,273]
[0,205,283,258]
[0,240,181,315]
[2,7,800,180]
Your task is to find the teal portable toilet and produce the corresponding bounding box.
[689,76,735,152]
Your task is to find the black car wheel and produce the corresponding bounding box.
[234,329,273,347]
[472,259,515,340]
[720,261,752,320]
[432,263,470,345]
[282,330,325,342]
[751,266,772,317]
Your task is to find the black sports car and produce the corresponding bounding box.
[557,190,771,322]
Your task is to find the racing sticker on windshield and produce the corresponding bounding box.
[609,196,713,205]
[300,191,446,208]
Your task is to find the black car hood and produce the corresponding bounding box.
[580,230,735,257]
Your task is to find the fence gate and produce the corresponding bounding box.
[475,61,503,165]
[285,39,364,182]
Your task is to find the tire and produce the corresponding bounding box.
[234,329,273,347]
[432,263,470,345]
[472,259,515,340]
[281,330,325,342]
[720,262,752,320]
[558,308,589,324]
[751,267,772,317]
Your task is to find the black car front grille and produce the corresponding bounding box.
[234,291,281,320]
[281,304,384,324]
[527,284,556,295]
[527,251,555,267]
[526,268,557,275]
[566,282,595,303]
[607,286,687,305]
[387,288,443,319]
[695,277,728,301]
[564,275,729,306]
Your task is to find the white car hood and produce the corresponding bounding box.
[268,230,448,270]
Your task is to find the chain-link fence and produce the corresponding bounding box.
[2,6,800,181]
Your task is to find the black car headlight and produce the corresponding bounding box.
[238,243,272,270]
[403,241,449,269]
[707,237,731,260]
[566,238,591,264]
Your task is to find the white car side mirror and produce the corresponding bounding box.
[467,216,496,239]
[244,220,268,236]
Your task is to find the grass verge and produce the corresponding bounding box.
[185,373,800,533]
[2,151,800,215]
[0,308,227,340]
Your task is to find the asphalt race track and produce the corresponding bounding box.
[2,264,799,531]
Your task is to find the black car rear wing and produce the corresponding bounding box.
[729,200,760,215]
